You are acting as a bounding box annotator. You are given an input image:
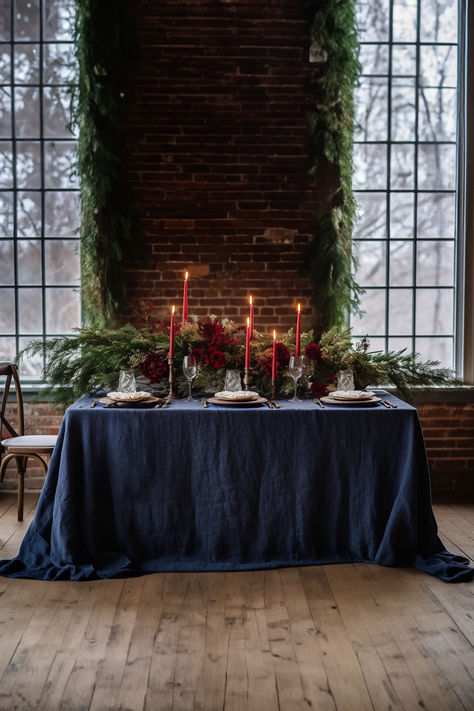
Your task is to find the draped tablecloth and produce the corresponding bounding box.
[0,393,472,582]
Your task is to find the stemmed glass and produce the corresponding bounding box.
[182,355,197,401]
[288,355,304,402]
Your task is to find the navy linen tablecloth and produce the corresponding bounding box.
[0,393,472,582]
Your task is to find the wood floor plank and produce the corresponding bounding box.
[0,500,473,711]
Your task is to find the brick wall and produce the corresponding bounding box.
[418,402,474,495]
[121,0,320,334]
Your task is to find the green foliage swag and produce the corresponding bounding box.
[23,317,458,406]
[305,0,361,329]
[72,0,133,325]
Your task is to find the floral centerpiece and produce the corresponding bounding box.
[22,300,458,406]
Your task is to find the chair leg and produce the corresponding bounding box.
[17,466,25,522]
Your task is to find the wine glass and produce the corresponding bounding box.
[182,355,197,401]
[288,355,304,402]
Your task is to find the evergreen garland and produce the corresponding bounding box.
[305,0,362,330]
[72,0,133,325]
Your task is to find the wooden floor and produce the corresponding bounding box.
[0,493,473,711]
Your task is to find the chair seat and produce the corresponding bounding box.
[1,435,57,453]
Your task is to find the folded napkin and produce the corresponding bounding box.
[330,390,374,400]
[214,390,259,401]
[107,391,150,401]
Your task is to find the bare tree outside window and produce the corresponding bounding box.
[0,0,80,379]
[352,0,458,368]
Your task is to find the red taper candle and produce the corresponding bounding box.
[169,305,175,358]
[245,316,251,369]
[182,271,188,321]
[272,329,277,381]
[249,295,254,339]
[295,303,301,356]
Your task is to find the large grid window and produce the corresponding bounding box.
[351,0,459,370]
[0,0,80,380]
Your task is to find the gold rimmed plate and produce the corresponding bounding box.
[206,395,268,407]
[320,395,381,406]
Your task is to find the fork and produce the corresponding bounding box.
[271,400,280,409]
[266,400,274,409]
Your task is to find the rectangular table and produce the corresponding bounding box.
[1,393,472,582]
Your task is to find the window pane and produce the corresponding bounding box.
[391,79,415,140]
[420,0,457,43]
[354,240,386,287]
[0,87,11,137]
[44,190,80,236]
[353,289,386,335]
[415,288,454,335]
[392,0,417,42]
[390,192,414,238]
[418,88,457,141]
[418,144,456,190]
[392,45,416,76]
[390,144,414,189]
[0,241,14,284]
[44,86,75,138]
[354,78,388,141]
[44,141,77,188]
[17,240,42,284]
[14,0,40,40]
[417,193,455,239]
[389,288,413,335]
[389,241,413,286]
[0,142,13,188]
[44,42,76,84]
[0,338,16,362]
[19,336,43,377]
[16,141,41,188]
[359,44,389,75]
[45,240,80,285]
[420,45,457,88]
[18,287,43,333]
[417,241,454,287]
[17,191,41,236]
[353,144,387,189]
[14,44,40,84]
[356,0,390,42]
[0,2,12,41]
[45,287,80,333]
[15,86,40,137]
[415,337,453,368]
[389,337,413,353]
[354,192,386,239]
[0,289,15,333]
[43,0,75,41]
[0,192,14,235]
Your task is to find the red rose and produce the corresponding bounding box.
[304,342,322,361]
[139,351,168,384]
[208,346,227,369]
[311,381,329,398]
[190,348,209,366]
[275,342,290,368]
[256,354,272,376]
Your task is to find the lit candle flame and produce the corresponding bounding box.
[249,295,253,305]
[172,305,175,314]
[297,303,301,313]
[185,271,188,280]
[247,316,250,327]
[273,329,276,340]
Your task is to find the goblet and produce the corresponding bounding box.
[288,355,304,402]
[182,355,197,401]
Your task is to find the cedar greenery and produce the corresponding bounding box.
[305,0,362,329]
[72,0,133,325]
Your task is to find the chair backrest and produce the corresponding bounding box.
[0,363,25,450]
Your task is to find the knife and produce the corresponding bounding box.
[271,400,280,409]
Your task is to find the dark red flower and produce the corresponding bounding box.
[190,348,208,367]
[304,342,322,361]
[256,342,290,376]
[311,381,329,398]
[139,351,168,384]
[208,346,227,369]
[199,319,233,347]
[275,341,290,368]
[256,354,272,376]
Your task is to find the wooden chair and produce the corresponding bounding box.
[0,362,57,521]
